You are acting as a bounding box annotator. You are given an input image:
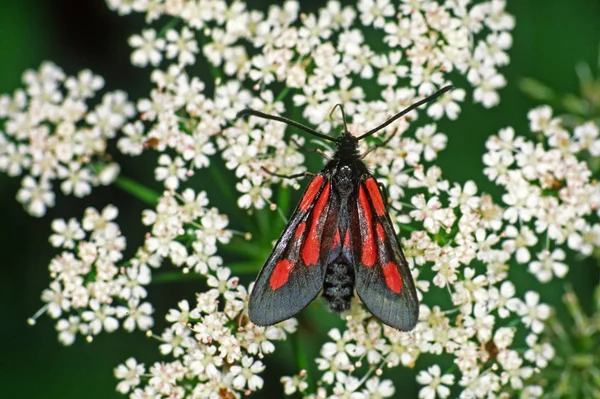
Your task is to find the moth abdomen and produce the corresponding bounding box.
[322,260,354,314]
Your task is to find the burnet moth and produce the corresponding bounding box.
[238,85,453,331]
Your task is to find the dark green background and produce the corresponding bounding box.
[1,1,599,398]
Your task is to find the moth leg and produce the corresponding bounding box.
[378,182,390,205]
[360,128,399,159]
[377,181,406,214]
[289,136,332,160]
[261,166,314,180]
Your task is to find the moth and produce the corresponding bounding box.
[238,85,452,330]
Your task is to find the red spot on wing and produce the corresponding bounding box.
[376,223,385,242]
[270,259,295,290]
[332,228,341,248]
[382,261,403,293]
[295,222,306,238]
[301,183,331,266]
[358,185,376,267]
[343,229,350,248]
[365,178,386,216]
[299,174,324,211]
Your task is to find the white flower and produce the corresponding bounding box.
[517,291,551,334]
[416,365,454,399]
[574,121,600,155]
[502,173,539,223]
[3,1,530,397]
[206,267,238,294]
[0,141,30,176]
[489,281,517,318]
[82,204,118,232]
[415,124,447,161]
[56,315,89,346]
[41,280,71,318]
[117,299,154,332]
[527,105,558,133]
[483,149,514,184]
[528,248,568,283]
[448,181,479,211]
[431,253,459,288]
[524,333,555,368]
[358,0,394,28]
[129,29,165,67]
[472,66,506,107]
[154,154,188,190]
[281,374,308,395]
[497,349,533,389]
[371,51,408,86]
[501,225,538,263]
[427,88,465,120]
[229,356,265,391]
[118,121,145,155]
[360,377,395,398]
[180,131,216,169]
[236,175,272,209]
[16,176,55,217]
[165,300,191,334]
[65,69,104,99]
[57,162,93,197]
[410,195,443,233]
[82,299,119,335]
[49,217,85,248]
[165,27,198,66]
[114,357,145,394]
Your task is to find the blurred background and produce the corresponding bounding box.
[1,1,599,398]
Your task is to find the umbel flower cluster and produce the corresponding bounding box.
[2,0,598,398]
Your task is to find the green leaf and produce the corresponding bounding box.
[562,94,589,116]
[221,238,266,258]
[277,185,291,218]
[208,163,256,233]
[290,332,314,391]
[152,270,205,284]
[519,77,556,102]
[115,176,160,205]
[228,260,262,274]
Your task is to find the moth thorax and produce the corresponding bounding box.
[333,165,354,195]
[322,260,354,313]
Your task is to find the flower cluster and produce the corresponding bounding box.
[110,0,514,211]
[278,107,600,397]
[29,204,153,345]
[30,186,232,347]
[0,62,134,216]
[114,293,297,397]
[484,106,600,282]
[14,0,599,397]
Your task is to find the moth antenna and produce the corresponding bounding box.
[330,103,350,134]
[357,85,454,141]
[237,108,338,143]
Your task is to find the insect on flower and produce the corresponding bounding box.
[238,85,453,331]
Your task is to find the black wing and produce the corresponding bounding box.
[351,176,419,330]
[248,173,339,326]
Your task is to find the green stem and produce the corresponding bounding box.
[222,238,264,259]
[275,86,291,103]
[255,207,270,239]
[158,18,181,37]
[115,176,160,205]
[290,332,313,392]
[152,271,205,284]
[228,260,262,274]
[208,163,256,233]
[277,185,291,218]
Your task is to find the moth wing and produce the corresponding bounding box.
[248,174,339,326]
[351,177,419,331]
